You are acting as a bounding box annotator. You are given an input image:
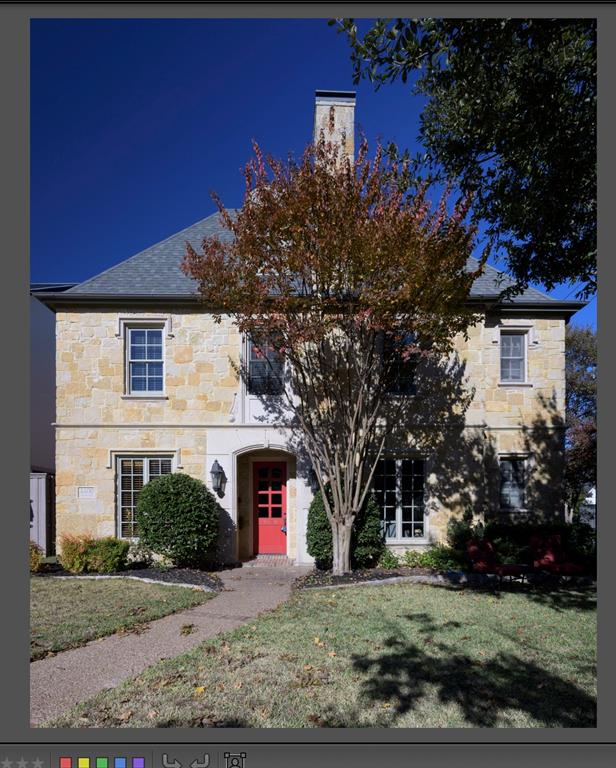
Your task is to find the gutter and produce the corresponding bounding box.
[32,292,587,318]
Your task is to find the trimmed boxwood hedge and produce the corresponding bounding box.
[306,486,385,570]
[136,473,219,568]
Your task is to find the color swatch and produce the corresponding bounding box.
[59,759,144,768]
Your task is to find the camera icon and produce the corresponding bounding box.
[223,754,246,768]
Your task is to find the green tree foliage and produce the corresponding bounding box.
[136,473,219,568]
[306,486,385,570]
[565,325,596,513]
[334,18,596,298]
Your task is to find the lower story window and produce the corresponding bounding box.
[373,458,426,540]
[117,455,173,538]
[499,456,526,510]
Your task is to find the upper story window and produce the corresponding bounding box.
[383,332,418,395]
[500,331,527,383]
[499,456,526,510]
[127,326,164,394]
[247,336,284,396]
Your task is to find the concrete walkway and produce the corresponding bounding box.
[30,564,310,727]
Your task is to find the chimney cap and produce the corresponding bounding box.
[315,89,356,102]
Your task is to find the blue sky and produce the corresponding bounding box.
[30,18,595,328]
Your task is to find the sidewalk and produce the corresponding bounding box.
[30,564,310,726]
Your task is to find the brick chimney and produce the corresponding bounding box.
[313,89,356,162]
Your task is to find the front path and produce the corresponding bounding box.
[30,565,310,726]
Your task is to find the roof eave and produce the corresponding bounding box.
[36,291,587,319]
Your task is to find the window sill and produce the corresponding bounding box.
[387,538,429,545]
[121,394,169,400]
[498,382,533,388]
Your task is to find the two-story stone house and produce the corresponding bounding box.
[35,91,585,565]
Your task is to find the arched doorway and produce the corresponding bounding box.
[235,448,297,560]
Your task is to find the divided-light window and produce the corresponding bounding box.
[372,458,426,540]
[127,327,164,394]
[247,336,284,396]
[117,456,173,538]
[499,457,526,511]
[500,332,526,383]
[383,332,418,395]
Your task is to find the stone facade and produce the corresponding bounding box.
[54,307,567,563]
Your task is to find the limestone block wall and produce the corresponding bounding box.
[56,309,241,426]
[451,314,566,429]
[54,305,568,555]
[55,426,207,544]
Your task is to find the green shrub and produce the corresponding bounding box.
[446,508,475,550]
[377,549,400,569]
[58,534,131,573]
[136,473,219,568]
[59,534,95,573]
[87,537,130,573]
[352,494,386,568]
[420,544,465,571]
[402,549,425,568]
[29,540,43,573]
[306,487,385,570]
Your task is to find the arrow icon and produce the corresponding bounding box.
[162,757,181,768]
[190,757,210,768]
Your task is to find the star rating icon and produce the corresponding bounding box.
[1,759,43,768]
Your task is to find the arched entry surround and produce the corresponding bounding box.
[234,445,297,561]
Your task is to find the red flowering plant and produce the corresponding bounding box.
[183,134,486,574]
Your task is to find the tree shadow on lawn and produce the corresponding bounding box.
[428,578,597,614]
[341,611,596,728]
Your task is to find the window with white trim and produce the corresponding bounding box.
[500,331,526,383]
[499,456,526,511]
[126,326,164,394]
[117,456,173,538]
[247,336,284,395]
[372,458,426,540]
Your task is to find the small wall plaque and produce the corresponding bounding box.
[77,486,96,499]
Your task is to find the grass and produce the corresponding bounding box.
[48,582,596,728]
[30,577,214,660]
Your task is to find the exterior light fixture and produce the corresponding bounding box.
[210,460,226,496]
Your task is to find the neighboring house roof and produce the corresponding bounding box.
[30,282,78,293]
[35,210,585,315]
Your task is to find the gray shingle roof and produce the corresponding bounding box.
[64,209,556,304]
[65,212,234,296]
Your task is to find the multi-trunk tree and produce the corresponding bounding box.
[183,135,486,574]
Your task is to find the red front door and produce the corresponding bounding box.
[253,461,287,554]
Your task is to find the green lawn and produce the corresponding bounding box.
[48,582,596,728]
[30,577,214,660]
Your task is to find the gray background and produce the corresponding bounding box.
[1,0,611,763]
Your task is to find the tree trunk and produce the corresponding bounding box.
[331,519,353,575]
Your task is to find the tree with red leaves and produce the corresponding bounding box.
[183,135,486,574]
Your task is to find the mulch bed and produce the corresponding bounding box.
[33,562,224,591]
[294,566,438,590]
[294,566,596,591]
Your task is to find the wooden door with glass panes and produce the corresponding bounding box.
[252,461,287,554]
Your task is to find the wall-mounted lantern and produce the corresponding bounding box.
[210,459,227,497]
